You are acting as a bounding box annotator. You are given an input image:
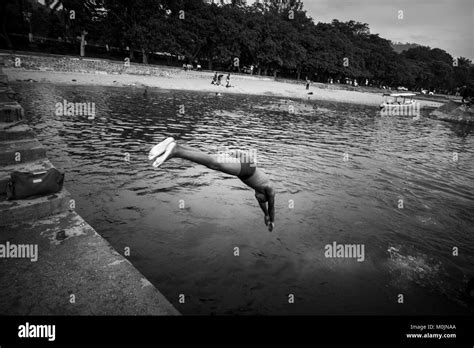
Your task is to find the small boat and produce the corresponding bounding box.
[380,93,416,110]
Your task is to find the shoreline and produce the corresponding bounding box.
[5,68,444,109]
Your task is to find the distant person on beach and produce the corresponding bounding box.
[461,86,472,108]
[305,77,310,90]
[461,85,468,103]
[217,74,224,86]
[148,137,276,231]
[226,73,231,88]
[211,72,218,85]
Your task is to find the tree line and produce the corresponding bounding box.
[2,0,473,93]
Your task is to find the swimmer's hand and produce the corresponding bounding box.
[264,215,274,231]
[264,215,270,226]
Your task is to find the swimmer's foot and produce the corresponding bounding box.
[152,142,176,168]
[148,137,175,161]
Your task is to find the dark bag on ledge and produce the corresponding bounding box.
[6,168,65,200]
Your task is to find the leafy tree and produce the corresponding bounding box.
[2,0,470,93]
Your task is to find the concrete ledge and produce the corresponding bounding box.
[0,122,35,141]
[0,188,72,226]
[0,138,46,165]
[0,94,18,103]
[0,86,16,94]
[0,211,179,315]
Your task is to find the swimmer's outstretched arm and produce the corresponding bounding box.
[256,187,275,231]
[256,193,269,220]
[267,187,275,223]
[267,187,275,231]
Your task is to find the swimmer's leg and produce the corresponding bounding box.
[176,144,205,153]
[165,143,242,176]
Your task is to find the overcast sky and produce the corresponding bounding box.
[301,0,473,60]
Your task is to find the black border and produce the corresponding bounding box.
[1,315,473,345]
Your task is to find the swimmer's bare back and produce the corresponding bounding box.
[149,138,276,231]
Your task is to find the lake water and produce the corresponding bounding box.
[15,83,474,315]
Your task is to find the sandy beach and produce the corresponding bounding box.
[5,68,443,108]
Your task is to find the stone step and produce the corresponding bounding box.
[0,88,21,103]
[0,138,47,166]
[0,89,18,103]
[0,90,22,101]
[0,188,73,226]
[0,122,35,141]
[0,103,24,122]
[0,158,54,194]
[0,87,15,94]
